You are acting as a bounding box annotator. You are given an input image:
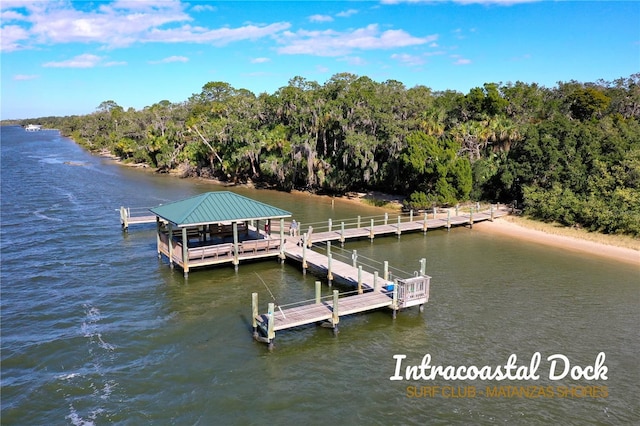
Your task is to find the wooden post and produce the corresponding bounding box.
[340,222,345,245]
[369,218,375,241]
[469,208,474,229]
[352,250,357,267]
[410,209,414,222]
[307,225,313,248]
[267,302,275,344]
[423,211,428,233]
[358,266,363,294]
[328,218,332,232]
[396,215,401,237]
[357,215,361,228]
[384,261,389,281]
[420,258,426,275]
[327,253,333,285]
[120,206,129,231]
[182,227,189,277]
[232,221,239,269]
[252,293,259,338]
[490,204,494,221]
[392,279,398,319]
[302,234,308,271]
[332,290,340,329]
[456,204,459,216]
[156,218,161,258]
[315,281,321,304]
[168,223,174,269]
[447,210,451,231]
[384,212,388,225]
[374,271,379,292]
[279,218,285,259]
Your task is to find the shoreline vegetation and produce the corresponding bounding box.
[103,150,639,266]
[4,72,638,262]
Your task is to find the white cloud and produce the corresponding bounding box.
[391,53,425,66]
[43,53,104,68]
[338,56,367,66]
[0,24,30,52]
[0,1,290,51]
[149,55,189,64]
[251,57,271,63]
[146,22,291,46]
[277,24,436,57]
[381,0,538,4]
[103,60,127,67]
[336,9,358,18]
[13,74,39,81]
[191,5,216,13]
[309,14,333,23]
[451,55,471,65]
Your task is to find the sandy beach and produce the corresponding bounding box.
[474,216,640,266]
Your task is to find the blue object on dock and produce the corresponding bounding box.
[385,283,395,291]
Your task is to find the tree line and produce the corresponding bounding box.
[24,73,640,235]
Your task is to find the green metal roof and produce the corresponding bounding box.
[149,191,291,227]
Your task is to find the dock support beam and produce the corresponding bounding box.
[332,290,339,334]
[358,266,363,294]
[302,234,308,272]
[423,212,428,233]
[396,215,401,237]
[232,222,239,270]
[384,261,389,281]
[392,279,399,319]
[182,227,189,278]
[315,281,321,304]
[369,219,375,241]
[252,293,259,338]
[267,303,275,349]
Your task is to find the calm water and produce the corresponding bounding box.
[1,126,638,425]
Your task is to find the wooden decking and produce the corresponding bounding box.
[252,239,431,345]
[300,206,509,246]
[258,290,394,332]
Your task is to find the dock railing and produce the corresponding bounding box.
[295,203,505,241]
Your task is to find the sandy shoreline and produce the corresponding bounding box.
[474,217,639,266]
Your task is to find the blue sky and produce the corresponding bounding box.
[1,0,638,119]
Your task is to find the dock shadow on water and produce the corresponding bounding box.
[1,126,638,424]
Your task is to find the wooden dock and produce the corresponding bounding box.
[119,206,156,230]
[252,240,430,347]
[298,205,509,247]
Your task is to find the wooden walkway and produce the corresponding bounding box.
[119,206,156,230]
[259,290,393,332]
[301,207,509,246]
[253,240,430,345]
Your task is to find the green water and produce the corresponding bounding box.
[1,126,638,425]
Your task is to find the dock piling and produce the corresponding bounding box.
[332,290,340,333]
[252,293,259,338]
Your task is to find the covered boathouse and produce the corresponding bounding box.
[150,191,291,276]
